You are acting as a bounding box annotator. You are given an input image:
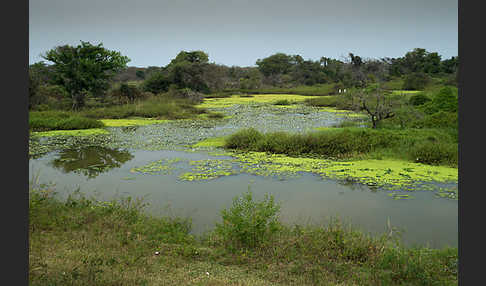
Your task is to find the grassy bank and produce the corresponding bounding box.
[30,187,457,285]
[29,95,212,131]
[80,95,207,120]
[224,127,457,167]
[29,111,105,132]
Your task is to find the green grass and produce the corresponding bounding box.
[224,127,458,167]
[29,186,458,285]
[29,111,105,132]
[29,93,216,131]
[80,95,207,120]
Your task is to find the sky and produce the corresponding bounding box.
[29,0,458,68]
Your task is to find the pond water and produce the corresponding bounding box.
[29,100,458,248]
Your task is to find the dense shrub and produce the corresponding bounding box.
[226,128,399,158]
[167,87,204,104]
[142,72,171,94]
[408,93,431,106]
[411,141,457,166]
[224,128,264,149]
[80,95,206,120]
[111,83,144,103]
[416,111,457,129]
[403,72,430,90]
[421,87,458,114]
[214,191,281,250]
[224,128,457,167]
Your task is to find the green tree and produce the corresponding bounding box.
[403,72,430,90]
[28,69,42,109]
[42,41,130,109]
[113,83,143,103]
[165,51,211,93]
[441,56,458,74]
[135,70,145,79]
[142,71,171,94]
[170,50,209,65]
[256,53,293,77]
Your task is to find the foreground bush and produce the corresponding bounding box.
[214,191,281,251]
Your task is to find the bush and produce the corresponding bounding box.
[403,72,430,90]
[417,111,458,129]
[224,128,457,167]
[409,93,431,106]
[111,83,143,103]
[224,128,264,149]
[214,191,281,250]
[29,111,105,131]
[411,141,457,166]
[168,87,204,104]
[142,72,171,94]
[80,94,206,120]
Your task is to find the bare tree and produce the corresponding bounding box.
[353,85,399,128]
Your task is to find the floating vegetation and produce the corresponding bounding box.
[435,185,458,200]
[179,159,236,181]
[100,118,170,127]
[30,128,110,137]
[230,151,458,193]
[198,94,316,108]
[388,192,414,200]
[29,96,458,198]
[192,136,227,148]
[130,158,183,175]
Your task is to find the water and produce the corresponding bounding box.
[29,148,457,248]
[29,102,458,248]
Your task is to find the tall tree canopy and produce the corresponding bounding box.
[256,53,294,77]
[43,41,130,109]
[166,51,211,93]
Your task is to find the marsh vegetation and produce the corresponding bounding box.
[29,43,458,285]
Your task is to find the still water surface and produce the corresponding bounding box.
[30,148,457,248]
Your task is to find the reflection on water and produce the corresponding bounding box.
[49,146,134,179]
[30,149,458,248]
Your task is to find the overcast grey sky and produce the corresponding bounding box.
[29,0,457,67]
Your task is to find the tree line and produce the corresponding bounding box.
[29,41,458,110]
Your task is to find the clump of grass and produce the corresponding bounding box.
[224,127,458,166]
[225,128,397,158]
[29,111,105,131]
[80,95,207,120]
[411,141,457,166]
[224,127,264,150]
